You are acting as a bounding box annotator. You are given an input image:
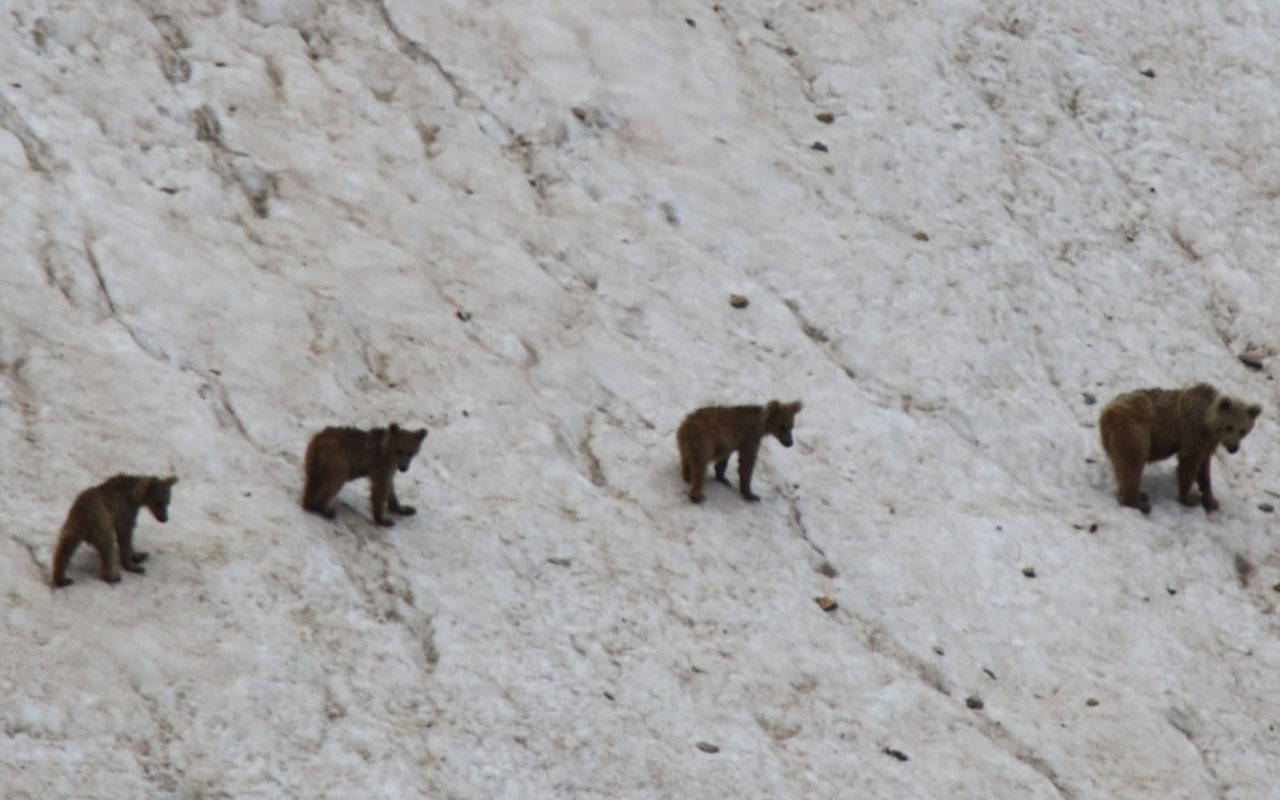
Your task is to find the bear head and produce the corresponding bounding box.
[1208,395,1261,454]
[764,400,804,447]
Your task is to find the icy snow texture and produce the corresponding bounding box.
[3,0,1280,797]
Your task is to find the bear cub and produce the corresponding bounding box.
[302,423,427,526]
[1099,383,1260,513]
[52,474,178,588]
[677,400,803,503]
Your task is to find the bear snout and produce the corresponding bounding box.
[399,464,411,473]
[1226,443,1240,454]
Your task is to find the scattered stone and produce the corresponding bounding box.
[571,107,587,121]
[1259,503,1275,513]
[685,17,696,27]
[1239,351,1265,371]
[456,310,472,322]
[546,557,571,567]
[811,141,828,153]
[193,105,222,144]
[696,741,720,754]
[729,294,750,309]
[982,667,997,680]
[1090,523,1098,533]
[603,691,615,701]
[816,111,835,124]
[1022,566,1037,579]
[1234,553,1255,587]
[1083,391,1097,405]
[815,595,838,612]
[912,230,930,242]
[933,645,945,656]
[882,746,909,762]
[965,695,985,710]
[1272,582,1280,594]
[1139,68,1156,78]
[660,200,680,226]
[1086,698,1100,707]
[1166,587,1177,596]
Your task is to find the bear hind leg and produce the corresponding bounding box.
[687,447,710,504]
[51,536,79,588]
[1111,456,1150,513]
[302,467,344,519]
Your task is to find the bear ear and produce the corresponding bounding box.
[764,400,780,418]
[1217,397,1233,412]
[164,475,179,487]
[379,427,393,450]
[389,422,401,434]
[1249,404,1262,418]
[415,428,428,441]
[788,400,804,414]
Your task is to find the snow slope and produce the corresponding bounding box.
[4,0,1280,797]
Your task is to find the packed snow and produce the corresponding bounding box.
[4,0,1280,797]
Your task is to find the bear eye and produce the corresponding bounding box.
[1226,425,1235,433]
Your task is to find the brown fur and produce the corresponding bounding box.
[301,423,427,526]
[1099,383,1261,513]
[51,474,178,588]
[677,400,803,503]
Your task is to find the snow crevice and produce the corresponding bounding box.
[373,0,508,138]
[84,238,167,362]
[972,716,1078,800]
[0,93,52,174]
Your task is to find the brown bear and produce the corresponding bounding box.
[51,474,178,588]
[677,400,803,503]
[302,423,427,526]
[1099,383,1260,513]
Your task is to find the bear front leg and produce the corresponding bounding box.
[1176,452,1207,508]
[388,482,416,516]
[370,476,395,526]
[97,540,122,584]
[738,448,761,502]
[1196,457,1219,512]
[714,458,732,486]
[118,526,146,574]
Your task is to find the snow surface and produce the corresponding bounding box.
[3,0,1280,797]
